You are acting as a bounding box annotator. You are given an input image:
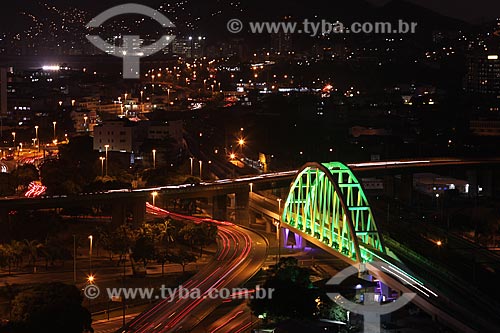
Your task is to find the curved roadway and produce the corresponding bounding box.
[118,204,268,333]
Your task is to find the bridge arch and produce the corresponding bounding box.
[282,162,385,263]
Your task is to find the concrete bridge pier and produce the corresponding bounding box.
[211,194,227,221]
[249,211,257,226]
[131,199,146,225]
[235,191,250,226]
[263,215,272,233]
[111,197,146,226]
[399,174,413,205]
[384,176,395,198]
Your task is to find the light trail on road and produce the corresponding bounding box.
[118,204,267,333]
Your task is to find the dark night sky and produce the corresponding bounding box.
[1,0,499,24]
[369,0,500,22]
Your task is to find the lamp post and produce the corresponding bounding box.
[88,235,93,277]
[104,145,109,176]
[35,126,39,152]
[152,191,158,206]
[99,157,105,177]
[140,90,144,112]
[199,160,203,180]
[118,96,123,114]
[52,121,57,141]
[152,149,156,169]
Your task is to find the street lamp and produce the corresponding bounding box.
[34,126,39,149]
[104,145,110,176]
[151,191,158,206]
[88,235,93,276]
[52,121,57,141]
[238,138,245,155]
[140,90,144,112]
[99,157,106,177]
[152,149,157,169]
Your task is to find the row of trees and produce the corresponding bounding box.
[95,218,217,275]
[0,239,71,274]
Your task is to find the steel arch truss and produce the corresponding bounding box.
[282,162,385,263]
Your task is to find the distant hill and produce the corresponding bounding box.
[0,0,471,47]
[375,0,469,31]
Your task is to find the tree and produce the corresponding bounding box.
[40,135,98,195]
[0,173,16,196]
[39,239,71,269]
[9,282,92,333]
[23,240,43,273]
[319,301,348,323]
[0,283,18,320]
[156,250,170,276]
[108,224,136,263]
[132,236,155,268]
[0,245,11,273]
[179,223,197,250]
[167,251,197,274]
[7,241,25,272]
[187,223,217,257]
[11,165,39,189]
[250,257,318,322]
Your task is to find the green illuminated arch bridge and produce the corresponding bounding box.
[282,162,385,263]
